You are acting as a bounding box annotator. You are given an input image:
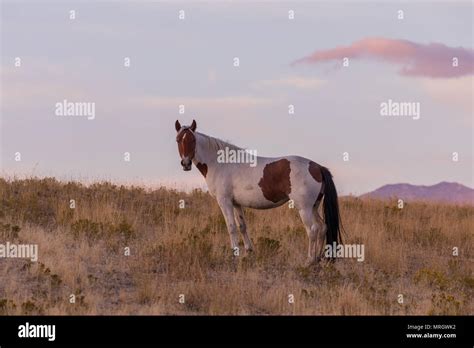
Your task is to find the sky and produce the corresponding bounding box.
[1,0,473,195]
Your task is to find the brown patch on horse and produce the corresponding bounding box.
[176,129,196,158]
[308,161,322,183]
[196,162,208,177]
[258,159,291,203]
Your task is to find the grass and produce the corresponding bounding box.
[0,177,472,315]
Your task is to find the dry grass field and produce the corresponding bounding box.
[0,177,472,315]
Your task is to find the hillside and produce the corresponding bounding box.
[361,182,473,205]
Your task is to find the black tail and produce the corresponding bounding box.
[321,166,343,246]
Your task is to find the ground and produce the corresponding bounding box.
[0,177,472,315]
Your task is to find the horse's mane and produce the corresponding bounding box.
[196,132,243,152]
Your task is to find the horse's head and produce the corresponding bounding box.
[175,119,197,171]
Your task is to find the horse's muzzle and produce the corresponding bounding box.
[181,159,192,171]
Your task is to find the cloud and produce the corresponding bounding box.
[252,76,326,90]
[130,96,276,111]
[293,37,474,78]
[0,62,95,112]
[419,76,473,120]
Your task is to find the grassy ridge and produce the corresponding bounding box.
[0,177,472,315]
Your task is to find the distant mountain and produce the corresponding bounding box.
[360,182,473,205]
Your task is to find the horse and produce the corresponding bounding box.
[175,119,343,264]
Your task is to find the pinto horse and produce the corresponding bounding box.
[175,119,342,263]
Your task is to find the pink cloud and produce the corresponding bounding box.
[293,37,474,78]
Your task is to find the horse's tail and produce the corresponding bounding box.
[321,166,343,247]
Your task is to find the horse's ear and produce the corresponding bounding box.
[175,120,181,132]
[190,119,197,132]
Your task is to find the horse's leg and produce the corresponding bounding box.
[217,197,241,254]
[233,205,254,252]
[298,206,318,264]
[313,204,327,259]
